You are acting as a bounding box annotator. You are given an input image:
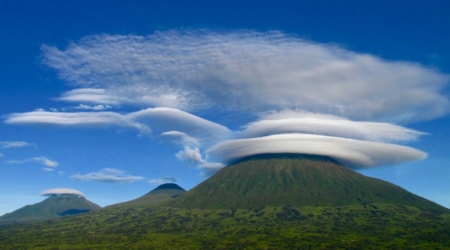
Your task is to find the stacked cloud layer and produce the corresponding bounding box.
[5,30,445,176]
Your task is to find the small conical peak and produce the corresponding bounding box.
[152,183,185,192]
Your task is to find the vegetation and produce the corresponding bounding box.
[1,154,449,248]
[1,203,449,249]
[167,154,447,212]
[105,183,186,209]
[0,194,100,225]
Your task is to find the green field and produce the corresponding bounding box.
[1,203,449,249]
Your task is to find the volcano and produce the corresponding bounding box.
[106,183,186,209]
[166,154,447,212]
[0,194,101,225]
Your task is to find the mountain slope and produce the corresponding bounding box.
[105,183,186,209]
[166,154,447,212]
[0,194,101,225]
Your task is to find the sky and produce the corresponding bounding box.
[1,0,450,215]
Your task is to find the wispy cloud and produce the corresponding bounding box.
[73,104,112,111]
[71,168,144,183]
[41,188,85,197]
[0,141,34,149]
[148,176,178,185]
[161,131,200,146]
[5,156,59,167]
[0,153,3,158]
[41,30,449,122]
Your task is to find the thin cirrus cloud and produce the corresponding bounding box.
[40,188,85,197]
[207,134,427,170]
[70,168,144,183]
[41,30,449,123]
[0,141,34,149]
[73,104,112,111]
[5,157,59,167]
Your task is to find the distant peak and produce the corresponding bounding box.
[152,183,186,192]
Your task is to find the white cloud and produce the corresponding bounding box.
[5,107,231,146]
[5,110,126,126]
[41,30,449,122]
[239,111,426,142]
[0,153,3,158]
[128,108,231,146]
[161,131,200,146]
[57,88,121,104]
[148,176,178,185]
[74,104,112,111]
[207,134,427,169]
[176,146,204,164]
[5,156,59,167]
[42,168,55,172]
[0,141,34,149]
[41,188,85,197]
[199,162,225,177]
[71,168,144,183]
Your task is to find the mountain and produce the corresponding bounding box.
[166,153,447,212]
[105,183,186,209]
[0,194,101,225]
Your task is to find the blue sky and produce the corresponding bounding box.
[1,0,450,215]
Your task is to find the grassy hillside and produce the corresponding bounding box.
[1,204,449,249]
[167,154,447,211]
[0,194,101,225]
[105,183,186,209]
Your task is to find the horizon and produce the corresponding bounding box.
[1,0,450,216]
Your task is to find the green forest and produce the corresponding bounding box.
[1,203,450,249]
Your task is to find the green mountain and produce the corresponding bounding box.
[105,183,186,209]
[166,153,447,211]
[0,194,101,225]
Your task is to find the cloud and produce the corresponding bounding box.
[71,168,144,183]
[5,110,126,126]
[148,176,178,185]
[5,156,59,167]
[42,168,55,172]
[41,30,449,122]
[128,108,231,145]
[161,131,200,146]
[5,107,231,146]
[57,88,121,104]
[199,162,225,177]
[74,104,112,111]
[207,134,427,169]
[41,188,85,197]
[176,146,204,164]
[0,141,34,149]
[239,111,426,142]
[0,153,3,158]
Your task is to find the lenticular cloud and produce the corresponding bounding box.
[41,188,85,197]
[207,134,427,169]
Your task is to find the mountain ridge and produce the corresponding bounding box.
[0,194,101,225]
[166,153,448,212]
[105,183,186,209]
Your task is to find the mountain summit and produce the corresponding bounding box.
[0,194,101,225]
[166,154,446,211]
[106,183,186,209]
